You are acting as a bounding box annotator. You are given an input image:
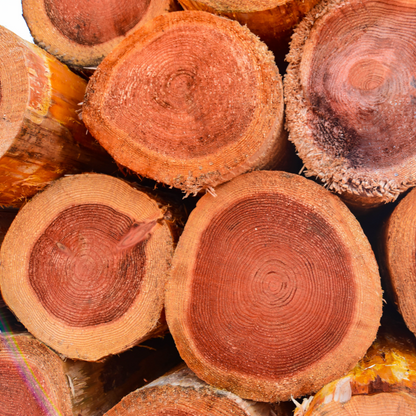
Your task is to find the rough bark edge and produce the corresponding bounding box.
[284,0,413,204]
[83,11,287,196]
[166,171,383,402]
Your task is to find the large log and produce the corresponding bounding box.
[0,174,176,361]
[83,11,292,196]
[284,0,416,211]
[105,366,277,416]
[0,332,181,416]
[22,0,179,69]
[177,0,320,67]
[0,26,113,207]
[379,186,416,336]
[294,324,416,415]
[165,170,382,402]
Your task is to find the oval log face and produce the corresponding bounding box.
[83,11,286,195]
[44,0,151,45]
[285,0,416,206]
[166,171,382,402]
[0,174,174,361]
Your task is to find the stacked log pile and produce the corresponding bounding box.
[1,0,416,414]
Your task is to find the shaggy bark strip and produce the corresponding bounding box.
[178,0,320,59]
[0,332,181,416]
[380,187,416,336]
[105,366,276,416]
[0,26,113,207]
[284,0,416,210]
[0,174,175,361]
[294,327,416,415]
[83,11,290,196]
[165,171,382,402]
[22,0,179,68]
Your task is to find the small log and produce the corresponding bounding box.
[105,366,277,416]
[294,325,416,415]
[0,332,181,416]
[83,11,291,196]
[284,0,416,211]
[178,0,320,65]
[0,174,176,361]
[0,26,113,207]
[379,186,416,336]
[22,0,179,68]
[165,170,382,402]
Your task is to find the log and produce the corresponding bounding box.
[83,11,291,196]
[0,173,176,361]
[22,0,180,69]
[105,366,277,416]
[177,0,320,67]
[294,324,416,415]
[0,331,182,416]
[0,26,113,207]
[379,186,416,336]
[284,0,416,211]
[165,170,382,402]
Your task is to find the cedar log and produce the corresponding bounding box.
[0,332,181,415]
[284,0,416,211]
[165,170,382,402]
[0,174,176,361]
[22,0,180,69]
[0,26,113,207]
[105,366,277,416]
[83,11,292,196]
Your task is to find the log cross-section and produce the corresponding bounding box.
[166,170,382,402]
[0,174,175,361]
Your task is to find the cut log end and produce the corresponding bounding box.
[83,11,288,195]
[44,0,151,46]
[285,0,416,207]
[166,171,382,401]
[0,174,174,361]
[310,393,416,415]
[23,0,178,67]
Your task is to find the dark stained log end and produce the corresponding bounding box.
[285,0,416,209]
[166,171,382,402]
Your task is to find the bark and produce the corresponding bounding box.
[379,186,416,336]
[177,0,320,66]
[284,0,416,211]
[0,209,17,246]
[0,26,114,207]
[0,174,176,361]
[22,0,180,69]
[165,170,382,402]
[0,332,181,416]
[294,326,416,415]
[83,11,292,196]
[105,366,276,416]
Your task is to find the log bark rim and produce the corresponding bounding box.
[166,170,382,402]
[178,0,296,13]
[0,173,173,361]
[284,0,416,204]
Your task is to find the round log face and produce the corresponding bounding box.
[0,334,71,415]
[0,174,173,361]
[83,11,286,195]
[309,392,416,415]
[166,171,382,402]
[44,0,151,46]
[383,187,416,335]
[285,0,416,205]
